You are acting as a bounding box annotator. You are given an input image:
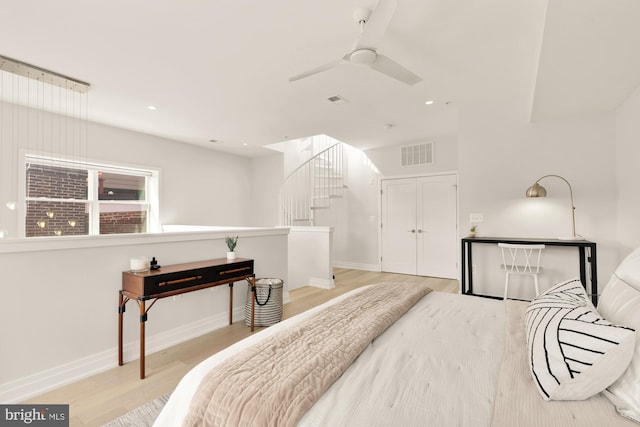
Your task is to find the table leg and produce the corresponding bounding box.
[578,247,587,289]
[589,244,598,306]
[118,292,124,366]
[460,240,466,294]
[139,299,146,380]
[468,241,474,295]
[229,282,234,325]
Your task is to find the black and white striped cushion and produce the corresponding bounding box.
[525,278,636,401]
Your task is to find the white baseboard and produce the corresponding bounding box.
[0,348,116,405]
[0,305,246,404]
[308,277,335,289]
[333,261,380,272]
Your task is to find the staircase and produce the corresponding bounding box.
[280,142,346,226]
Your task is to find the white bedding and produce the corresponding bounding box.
[154,287,505,427]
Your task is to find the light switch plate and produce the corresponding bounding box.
[470,213,484,224]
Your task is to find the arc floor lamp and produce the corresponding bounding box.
[525,174,583,240]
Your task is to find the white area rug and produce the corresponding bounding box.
[102,393,170,427]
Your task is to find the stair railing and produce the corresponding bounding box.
[280,142,345,226]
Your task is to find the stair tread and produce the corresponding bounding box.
[281,141,345,226]
[312,195,343,200]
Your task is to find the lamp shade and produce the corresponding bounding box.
[526,182,547,198]
[525,174,582,240]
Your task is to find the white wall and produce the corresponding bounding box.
[327,138,459,270]
[274,135,460,271]
[269,137,314,177]
[0,103,257,235]
[275,93,625,300]
[324,95,623,299]
[2,85,636,401]
[458,96,619,298]
[615,84,640,255]
[288,226,334,290]
[326,145,381,270]
[0,117,287,402]
[0,230,287,403]
[250,153,284,226]
[365,136,459,177]
[87,122,254,227]
[0,107,263,229]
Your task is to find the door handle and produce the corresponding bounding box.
[417,229,424,233]
[408,229,416,233]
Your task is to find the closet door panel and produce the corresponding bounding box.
[417,174,458,278]
[381,178,417,274]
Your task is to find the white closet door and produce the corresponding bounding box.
[381,178,417,274]
[417,174,458,278]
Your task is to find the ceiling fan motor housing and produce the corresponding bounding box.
[350,48,377,65]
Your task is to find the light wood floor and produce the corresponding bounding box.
[24,268,458,426]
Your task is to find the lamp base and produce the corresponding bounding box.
[558,236,585,241]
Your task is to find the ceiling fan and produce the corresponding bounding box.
[289,0,422,86]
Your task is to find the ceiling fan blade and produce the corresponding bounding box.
[355,0,398,50]
[370,54,422,85]
[288,58,344,82]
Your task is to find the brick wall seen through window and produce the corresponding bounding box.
[25,159,153,237]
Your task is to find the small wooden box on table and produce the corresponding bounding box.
[118,257,256,379]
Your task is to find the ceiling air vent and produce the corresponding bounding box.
[401,142,434,167]
[327,95,348,105]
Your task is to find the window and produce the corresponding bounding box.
[24,155,158,237]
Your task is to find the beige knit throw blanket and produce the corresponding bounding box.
[182,282,432,427]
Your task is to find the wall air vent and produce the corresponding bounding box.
[401,142,434,167]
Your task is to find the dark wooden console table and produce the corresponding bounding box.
[461,237,598,305]
[118,257,256,379]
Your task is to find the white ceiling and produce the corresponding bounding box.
[1,0,639,157]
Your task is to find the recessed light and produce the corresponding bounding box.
[242,143,249,146]
[147,105,157,111]
[424,100,434,105]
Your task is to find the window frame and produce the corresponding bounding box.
[20,153,160,237]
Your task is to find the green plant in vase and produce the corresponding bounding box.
[226,235,238,259]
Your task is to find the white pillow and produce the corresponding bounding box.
[598,246,640,423]
[525,278,636,401]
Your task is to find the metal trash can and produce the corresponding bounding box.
[245,278,284,327]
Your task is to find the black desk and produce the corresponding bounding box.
[461,237,598,305]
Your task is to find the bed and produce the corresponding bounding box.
[154,248,640,427]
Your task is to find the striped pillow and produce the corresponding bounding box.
[525,278,636,401]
